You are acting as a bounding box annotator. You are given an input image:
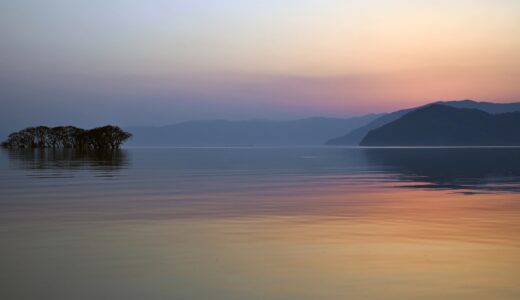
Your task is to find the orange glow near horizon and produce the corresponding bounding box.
[1,0,519,124]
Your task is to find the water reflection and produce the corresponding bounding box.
[1,147,520,300]
[363,148,520,193]
[3,147,520,192]
[3,148,129,177]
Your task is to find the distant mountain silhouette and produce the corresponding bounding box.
[360,104,520,146]
[326,100,520,145]
[437,99,520,114]
[125,115,380,146]
[326,108,413,145]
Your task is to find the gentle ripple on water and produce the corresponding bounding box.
[1,147,520,300]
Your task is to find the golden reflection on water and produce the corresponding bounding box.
[4,186,519,300]
[147,188,520,300]
[2,148,520,300]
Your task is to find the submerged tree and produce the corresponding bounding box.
[1,125,131,150]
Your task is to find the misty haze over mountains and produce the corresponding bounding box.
[3,100,519,147]
[125,115,381,146]
[124,99,520,147]
[326,100,520,145]
[361,104,520,146]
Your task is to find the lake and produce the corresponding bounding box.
[1,147,520,300]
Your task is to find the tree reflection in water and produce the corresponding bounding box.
[4,148,129,177]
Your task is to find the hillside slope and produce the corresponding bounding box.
[360,105,520,146]
[125,115,380,146]
[327,100,520,145]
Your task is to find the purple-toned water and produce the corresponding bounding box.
[1,147,520,300]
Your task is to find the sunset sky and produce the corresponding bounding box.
[1,0,519,129]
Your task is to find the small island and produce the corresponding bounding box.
[1,125,132,150]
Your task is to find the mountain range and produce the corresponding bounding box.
[125,115,380,146]
[4,100,518,147]
[125,99,520,146]
[326,100,520,145]
[361,104,520,146]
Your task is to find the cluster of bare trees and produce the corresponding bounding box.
[1,125,132,150]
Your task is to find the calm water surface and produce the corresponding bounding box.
[1,147,520,300]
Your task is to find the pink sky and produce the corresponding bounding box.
[1,0,519,128]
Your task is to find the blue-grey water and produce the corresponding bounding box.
[1,147,520,300]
